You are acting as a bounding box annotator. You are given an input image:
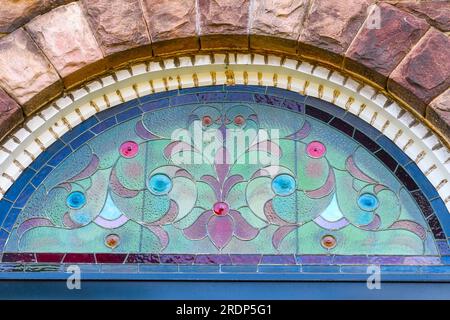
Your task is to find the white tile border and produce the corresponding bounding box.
[0,53,449,211]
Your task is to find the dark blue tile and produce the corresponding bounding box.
[116,98,139,110]
[368,256,405,265]
[306,96,345,117]
[95,99,138,121]
[333,255,368,265]
[69,131,95,150]
[329,117,354,137]
[160,254,195,264]
[374,149,398,171]
[267,87,306,103]
[2,208,20,231]
[14,184,36,208]
[305,105,333,123]
[116,106,142,123]
[141,98,170,112]
[179,85,224,95]
[194,254,231,265]
[60,116,98,143]
[260,255,296,265]
[29,139,65,171]
[197,92,227,102]
[430,198,450,236]
[3,168,36,202]
[254,94,284,106]
[343,112,380,140]
[126,254,159,263]
[91,117,117,134]
[296,255,333,265]
[377,135,412,166]
[281,99,304,112]
[440,256,450,264]
[31,165,53,187]
[226,85,266,93]
[436,240,450,255]
[353,130,381,153]
[411,190,434,218]
[226,92,255,102]
[405,162,439,200]
[230,254,261,265]
[170,94,198,106]
[48,146,71,167]
[0,229,9,251]
[0,200,12,217]
[138,90,177,104]
[395,166,419,191]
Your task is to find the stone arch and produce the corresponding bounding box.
[0,1,448,141]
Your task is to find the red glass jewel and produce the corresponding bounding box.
[213,202,230,216]
[202,115,213,127]
[234,115,245,126]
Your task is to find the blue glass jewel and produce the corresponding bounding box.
[148,174,173,195]
[358,193,379,211]
[66,191,86,209]
[272,174,296,196]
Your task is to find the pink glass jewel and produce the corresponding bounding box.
[213,202,230,216]
[119,141,139,158]
[306,141,326,158]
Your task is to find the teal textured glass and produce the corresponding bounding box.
[357,193,379,211]
[66,191,87,209]
[148,174,173,195]
[272,174,296,196]
[6,96,439,256]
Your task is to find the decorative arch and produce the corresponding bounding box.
[0,55,449,279]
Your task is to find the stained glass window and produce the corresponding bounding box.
[0,85,448,275]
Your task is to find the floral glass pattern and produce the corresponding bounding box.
[1,86,445,260]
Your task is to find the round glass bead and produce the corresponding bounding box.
[105,234,120,249]
[234,115,245,126]
[272,174,296,196]
[358,193,379,211]
[321,235,337,249]
[306,141,326,158]
[213,202,230,216]
[148,173,173,195]
[66,191,86,209]
[202,115,213,127]
[119,141,139,158]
